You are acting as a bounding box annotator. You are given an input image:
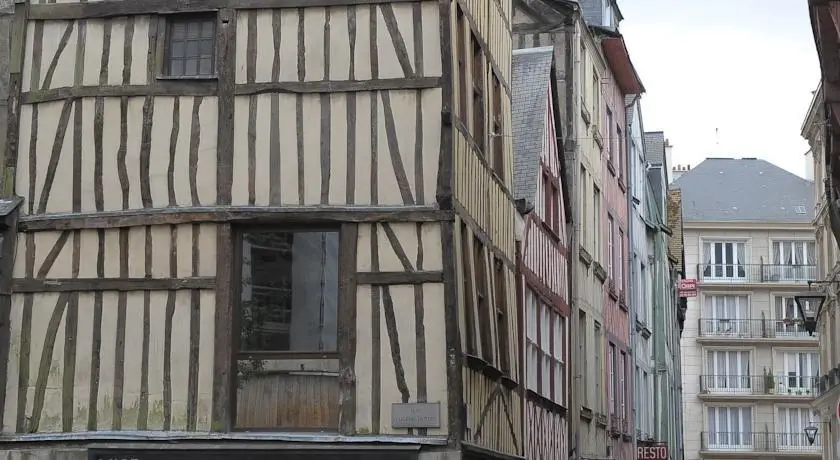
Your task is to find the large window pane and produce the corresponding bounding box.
[239,230,339,353]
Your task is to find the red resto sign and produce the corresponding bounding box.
[637,444,668,460]
[678,279,697,298]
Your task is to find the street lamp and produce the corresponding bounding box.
[804,424,819,446]
[793,289,827,336]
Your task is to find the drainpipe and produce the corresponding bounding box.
[625,93,641,460]
[566,12,582,460]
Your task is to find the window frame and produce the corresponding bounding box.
[229,223,354,431]
[232,224,344,360]
[456,7,468,122]
[157,12,219,80]
[471,33,486,154]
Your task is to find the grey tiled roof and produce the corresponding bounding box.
[669,158,815,222]
[511,46,555,205]
[644,131,665,166]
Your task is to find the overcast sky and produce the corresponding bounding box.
[619,0,820,179]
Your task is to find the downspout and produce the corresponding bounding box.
[565,13,582,460]
[624,93,641,460]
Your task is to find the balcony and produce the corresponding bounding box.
[699,375,819,399]
[700,432,821,455]
[697,318,819,344]
[697,263,816,285]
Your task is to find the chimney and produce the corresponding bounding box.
[671,162,687,183]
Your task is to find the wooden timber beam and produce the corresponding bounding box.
[356,270,444,285]
[10,276,215,293]
[18,206,454,231]
[22,77,443,105]
[28,0,419,20]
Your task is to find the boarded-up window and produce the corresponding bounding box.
[474,236,492,362]
[456,7,468,122]
[461,222,477,355]
[235,229,340,430]
[165,14,216,77]
[472,35,485,154]
[492,74,504,179]
[494,258,509,373]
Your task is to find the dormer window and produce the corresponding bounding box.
[604,0,613,28]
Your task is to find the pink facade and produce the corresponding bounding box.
[601,47,633,460]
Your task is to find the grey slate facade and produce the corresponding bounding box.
[670,158,815,222]
[511,46,555,209]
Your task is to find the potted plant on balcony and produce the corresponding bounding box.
[764,368,776,394]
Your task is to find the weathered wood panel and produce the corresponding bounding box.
[463,367,522,456]
[230,89,441,207]
[525,400,567,460]
[232,5,442,84]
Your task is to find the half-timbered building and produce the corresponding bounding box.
[0,0,521,459]
[511,46,571,460]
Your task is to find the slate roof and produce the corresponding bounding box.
[669,158,815,223]
[644,131,665,166]
[511,46,555,206]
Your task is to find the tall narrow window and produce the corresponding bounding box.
[594,322,603,412]
[618,229,624,292]
[592,70,599,123]
[609,343,618,415]
[580,167,588,241]
[525,289,539,390]
[491,75,504,178]
[594,187,601,260]
[456,8,467,122]
[471,35,485,153]
[606,108,614,166]
[607,216,615,279]
[494,258,509,373]
[777,407,818,447]
[460,223,476,354]
[579,311,588,406]
[474,237,492,361]
[543,172,553,227]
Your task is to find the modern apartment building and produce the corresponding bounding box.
[675,158,820,460]
[0,0,522,459]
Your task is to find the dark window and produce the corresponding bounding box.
[492,75,504,179]
[471,35,485,154]
[456,8,468,122]
[238,230,339,353]
[494,258,509,373]
[474,236,492,362]
[461,222,477,355]
[165,15,216,77]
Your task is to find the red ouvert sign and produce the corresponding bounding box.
[637,444,669,460]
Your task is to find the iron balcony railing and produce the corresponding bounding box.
[699,374,820,397]
[698,318,819,339]
[697,263,816,284]
[700,432,822,453]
